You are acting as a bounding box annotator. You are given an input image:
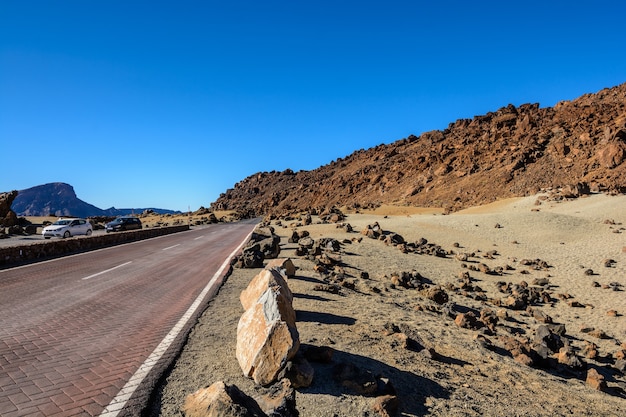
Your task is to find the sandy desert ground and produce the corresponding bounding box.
[150,193,624,416]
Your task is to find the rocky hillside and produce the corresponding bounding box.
[211,83,626,216]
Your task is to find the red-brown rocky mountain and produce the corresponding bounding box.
[212,83,626,216]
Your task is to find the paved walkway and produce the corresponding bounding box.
[0,223,255,416]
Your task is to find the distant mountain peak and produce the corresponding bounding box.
[12,183,100,217]
[10,183,181,217]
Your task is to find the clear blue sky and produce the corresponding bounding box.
[2,1,625,212]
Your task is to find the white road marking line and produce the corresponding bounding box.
[98,229,255,417]
[82,261,132,280]
[193,235,205,240]
[162,244,181,251]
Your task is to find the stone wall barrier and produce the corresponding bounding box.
[0,225,189,268]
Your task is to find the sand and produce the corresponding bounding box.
[151,193,626,416]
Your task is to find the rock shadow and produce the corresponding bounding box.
[293,293,331,302]
[296,310,357,325]
[435,352,471,367]
[586,364,626,399]
[290,274,324,284]
[300,347,449,416]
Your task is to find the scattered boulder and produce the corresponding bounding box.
[287,230,300,244]
[454,312,483,330]
[560,182,591,198]
[497,281,551,309]
[0,191,19,227]
[532,309,553,324]
[254,378,298,417]
[236,287,300,386]
[265,258,297,278]
[232,228,283,268]
[296,236,315,256]
[588,329,609,339]
[277,356,314,389]
[182,381,266,417]
[371,395,399,417]
[333,362,378,396]
[533,325,566,365]
[499,336,535,367]
[422,286,449,305]
[557,347,584,370]
[383,322,425,352]
[388,270,425,289]
[301,345,334,363]
[412,238,448,257]
[235,247,265,269]
[534,325,564,351]
[240,268,293,311]
[531,277,550,286]
[383,232,405,246]
[300,213,312,225]
[479,308,499,331]
[504,295,527,310]
[256,236,281,259]
[586,368,607,391]
[316,237,341,252]
[361,222,383,239]
[319,207,345,223]
[582,341,599,360]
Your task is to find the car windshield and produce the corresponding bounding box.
[53,220,72,225]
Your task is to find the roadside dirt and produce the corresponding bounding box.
[151,194,626,416]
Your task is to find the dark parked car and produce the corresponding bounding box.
[105,216,142,233]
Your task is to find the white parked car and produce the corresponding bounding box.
[42,218,93,239]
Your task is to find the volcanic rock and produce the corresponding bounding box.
[182,381,266,417]
[210,83,626,217]
[236,287,300,386]
[586,368,607,391]
[240,268,293,311]
[265,258,297,278]
[254,378,298,417]
[0,190,18,227]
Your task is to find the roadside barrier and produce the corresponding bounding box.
[0,225,190,268]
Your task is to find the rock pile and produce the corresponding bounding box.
[234,225,282,268]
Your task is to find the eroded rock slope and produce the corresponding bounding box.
[212,83,626,216]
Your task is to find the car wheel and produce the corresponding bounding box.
[44,237,51,240]
[63,231,71,238]
[86,229,92,236]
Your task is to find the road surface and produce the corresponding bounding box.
[0,221,257,416]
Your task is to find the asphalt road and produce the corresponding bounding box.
[0,221,257,417]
